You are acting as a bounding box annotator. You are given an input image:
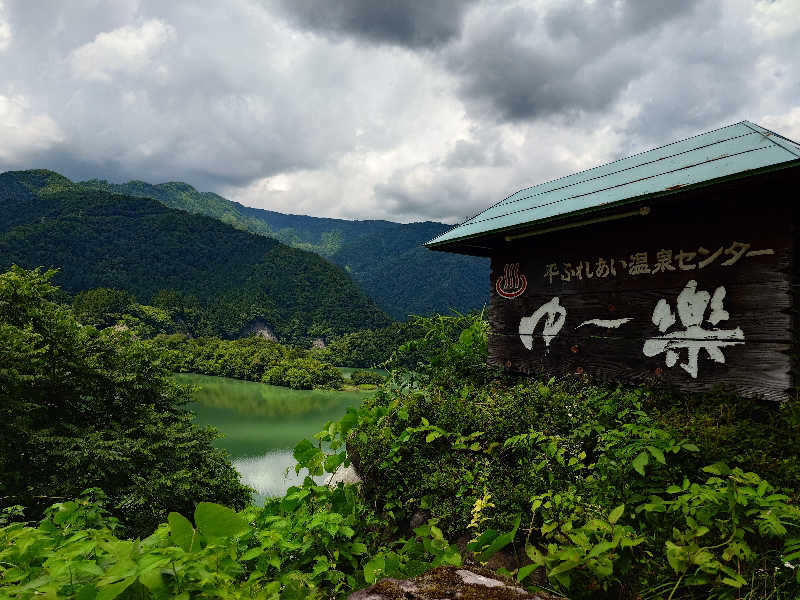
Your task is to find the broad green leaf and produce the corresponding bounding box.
[96,577,136,600]
[324,452,345,474]
[525,544,545,565]
[293,439,319,466]
[242,547,264,560]
[168,512,196,553]
[548,559,579,577]
[632,451,649,476]
[350,542,368,555]
[608,504,625,525]
[646,445,666,465]
[588,540,617,558]
[702,462,731,476]
[194,502,248,539]
[517,564,538,581]
[364,556,385,584]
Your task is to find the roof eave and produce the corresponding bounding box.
[425,158,800,253]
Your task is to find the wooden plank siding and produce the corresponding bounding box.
[487,175,795,401]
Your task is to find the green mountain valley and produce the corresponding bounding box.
[0,169,389,340]
[79,175,490,319]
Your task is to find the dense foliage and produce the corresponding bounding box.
[77,172,490,319]
[149,335,343,390]
[318,320,426,368]
[348,370,387,386]
[0,483,461,600]
[0,266,252,536]
[338,314,800,599]
[3,264,799,599]
[0,170,390,340]
[262,358,344,390]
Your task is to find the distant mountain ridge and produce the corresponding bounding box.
[0,169,390,340]
[79,178,489,319]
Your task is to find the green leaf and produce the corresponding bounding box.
[96,577,136,600]
[350,542,368,555]
[588,540,617,558]
[525,544,545,566]
[632,451,649,476]
[242,547,264,560]
[293,439,319,466]
[608,504,625,525]
[168,512,197,553]
[478,516,520,562]
[646,445,666,465]
[194,502,248,539]
[364,556,385,584]
[548,559,579,577]
[517,564,539,582]
[324,452,345,474]
[702,462,731,476]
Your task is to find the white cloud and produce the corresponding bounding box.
[0,95,64,161]
[69,19,175,82]
[0,1,11,51]
[0,0,798,223]
[760,107,800,142]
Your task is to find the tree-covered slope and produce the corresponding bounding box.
[78,175,490,319]
[329,222,488,319]
[80,178,396,256]
[0,170,390,339]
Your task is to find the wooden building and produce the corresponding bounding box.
[425,121,800,401]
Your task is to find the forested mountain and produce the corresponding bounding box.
[79,176,489,319]
[0,170,390,340]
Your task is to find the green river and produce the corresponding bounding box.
[177,373,377,503]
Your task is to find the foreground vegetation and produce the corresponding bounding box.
[2,268,799,599]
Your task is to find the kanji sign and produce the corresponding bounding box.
[487,191,794,401]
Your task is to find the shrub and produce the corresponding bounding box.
[334,312,800,599]
[263,358,345,389]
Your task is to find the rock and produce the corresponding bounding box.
[312,337,327,348]
[239,319,278,341]
[347,565,560,599]
[326,465,362,487]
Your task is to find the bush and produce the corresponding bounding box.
[350,370,387,386]
[334,312,800,599]
[263,358,345,389]
[0,484,462,599]
[0,266,251,535]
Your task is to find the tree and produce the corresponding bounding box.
[0,266,251,535]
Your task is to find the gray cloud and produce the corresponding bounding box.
[0,0,798,224]
[269,0,478,48]
[443,0,698,122]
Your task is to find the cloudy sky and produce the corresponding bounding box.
[0,1,798,223]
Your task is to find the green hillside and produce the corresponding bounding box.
[0,170,390,340]
[79,177,489,319]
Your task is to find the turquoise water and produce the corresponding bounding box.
[178,373,373,501]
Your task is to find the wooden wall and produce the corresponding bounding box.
[488,171,795,401]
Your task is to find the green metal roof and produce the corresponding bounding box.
[426,121,800,250]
